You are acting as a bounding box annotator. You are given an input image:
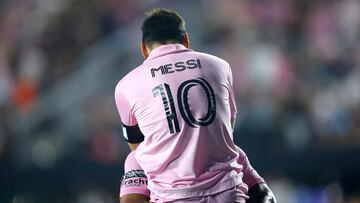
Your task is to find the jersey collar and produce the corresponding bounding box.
[144,44,192,63]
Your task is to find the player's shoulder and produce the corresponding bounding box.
[115,64,146,94]
[192,50,230,67]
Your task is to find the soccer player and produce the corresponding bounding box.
[119,148,276,203]
[114,8,276,202]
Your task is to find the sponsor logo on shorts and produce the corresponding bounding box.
[121,177,148,187]
[121,170,148,188]
[122,169,147,179]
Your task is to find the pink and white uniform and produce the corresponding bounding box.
[115,44,248,201]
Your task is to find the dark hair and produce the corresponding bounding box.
[141,8,186,47]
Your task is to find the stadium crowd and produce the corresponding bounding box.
[1,0,359,202]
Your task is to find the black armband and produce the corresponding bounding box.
[122,123,145,143]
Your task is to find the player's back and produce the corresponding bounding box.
[115,44,245,200]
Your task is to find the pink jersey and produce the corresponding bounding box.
[119,147,264,199]
[115,44,244,200]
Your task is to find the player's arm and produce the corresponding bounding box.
[120,194,149,203]
[227,61,276,202]
[231,117,236,130]
[115,85,144,151]
[236,146,277,203]
[127,143,140,151]
[119,151,150,203]
[226,62,237,130]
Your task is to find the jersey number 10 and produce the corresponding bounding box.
[152,78,216,134]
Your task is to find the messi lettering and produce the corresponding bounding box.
[151,59,202,78]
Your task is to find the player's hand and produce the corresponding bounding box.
[247,183,277,203]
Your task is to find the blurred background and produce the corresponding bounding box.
[0,0,360,202]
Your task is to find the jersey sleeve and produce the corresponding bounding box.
[115,84,144,143]
[119,151,150,198]
[236,146,265,188]
[227,63,237,120]
[115,84,137,126]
